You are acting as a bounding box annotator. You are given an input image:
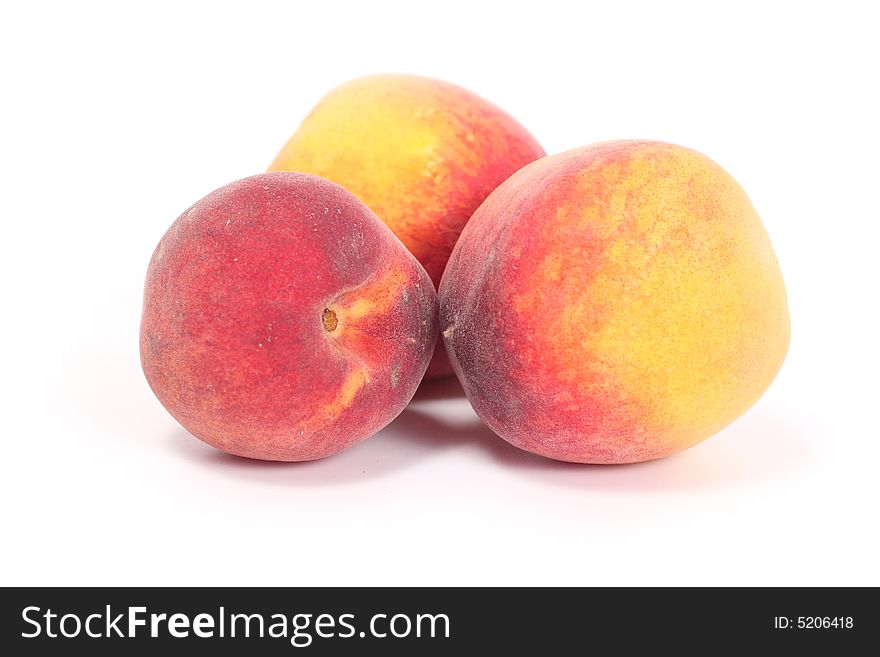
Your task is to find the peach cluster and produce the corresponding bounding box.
[142,76,789,464]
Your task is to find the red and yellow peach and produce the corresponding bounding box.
[140,172,438,461]
[269,75,545,378]
[440,141,790,463]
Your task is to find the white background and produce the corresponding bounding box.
[2,1,878,586]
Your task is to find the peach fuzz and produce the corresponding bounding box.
[140,172,438,461]
[269,74,545,379]
[440,141,790,464]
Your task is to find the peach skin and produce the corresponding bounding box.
[439,141,790,464]
[141,172,438,461]
[269,74,545,379]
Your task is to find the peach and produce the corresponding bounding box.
[440,141,790,464]
[140,172,438,461]
[269,74,545,378]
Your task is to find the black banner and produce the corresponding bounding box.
[1,587,874,653]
